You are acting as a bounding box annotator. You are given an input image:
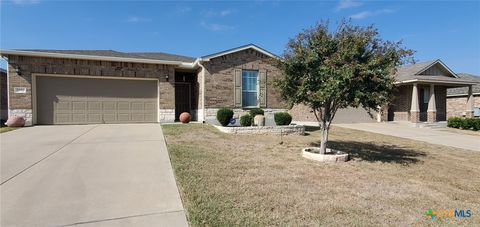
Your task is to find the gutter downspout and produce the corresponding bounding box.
[192,59,207,123]
[199,61,206,123]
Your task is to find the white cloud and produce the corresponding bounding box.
[350,9,394,19]
[126,16,151,23]
[11,0,40,5]
[204,9,232,17]
[176,6,192,14]
[200,21,234,31]
[336,0,362,11]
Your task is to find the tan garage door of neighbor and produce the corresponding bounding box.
[36,76,158,125]
[332,107,378,124]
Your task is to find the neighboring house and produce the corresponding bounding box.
[0,44,287,126]
[1,68,7,121]
[446,73,480,118]
[290,60,477,124]
[1,45,477,126]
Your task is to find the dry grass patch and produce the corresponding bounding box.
[163,124,480,226]
[0,126,19,133]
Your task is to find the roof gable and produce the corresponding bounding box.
[200,44,279,61]
[415,60,457,78]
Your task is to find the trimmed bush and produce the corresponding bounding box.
[473,119,480,131]
[447,117,463,129]
[249,108,264,117]
[274,112,292,126]
[463,118,476,130]
[448,117,480,131]
[217,108,234,126]
[240,114,253,126]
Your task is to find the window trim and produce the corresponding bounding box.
[241,70,259,108]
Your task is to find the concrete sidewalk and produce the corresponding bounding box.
[335,122,480,151]
[1,124,188,227]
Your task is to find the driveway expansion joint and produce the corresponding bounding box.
[0,125,99,186]
[58,209,186,226]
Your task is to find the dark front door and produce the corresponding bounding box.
[175,83,191,121]
[419,88,429,122]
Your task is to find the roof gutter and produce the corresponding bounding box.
[394,79,478,85]
[0,49,187,66]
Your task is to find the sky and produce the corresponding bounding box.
[1,0,479,74]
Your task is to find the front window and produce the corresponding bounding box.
[242,70,258,107]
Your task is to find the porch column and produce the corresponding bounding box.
[410,83,420,123]
[427,84,437,122]
[466,85,474,118]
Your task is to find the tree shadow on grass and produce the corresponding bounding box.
[309,140,426,165]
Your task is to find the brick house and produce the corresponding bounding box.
[1,44,290,125]
[1,45,477,126]
[446,73,480,118]
[290,60,478,124]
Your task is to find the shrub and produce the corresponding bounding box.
[217,108,234,126]
[473,119,480,131]
[249,108,264,117]
[240,114,253,126]
[274,112,292,125]
[447,117,463,129]
[462,118,475,130]
[448,117,480,131]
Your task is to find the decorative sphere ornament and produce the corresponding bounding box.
[179,112,191,123]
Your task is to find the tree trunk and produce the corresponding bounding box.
[319,122,329,154]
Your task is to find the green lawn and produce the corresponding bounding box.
[0,126,19,133]
[163,124,480,226]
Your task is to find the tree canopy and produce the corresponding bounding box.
[276,20,414,154]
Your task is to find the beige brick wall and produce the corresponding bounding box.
[447,95,480,117]
[203,49,286,109]
[6,55,176,123]
[388,85,447,121]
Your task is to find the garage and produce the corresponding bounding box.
[332,106,378,124]
[289,104,378,124]
[35,76,158,125]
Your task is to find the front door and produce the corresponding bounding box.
[175,83,191,121]
[419,88,429,122]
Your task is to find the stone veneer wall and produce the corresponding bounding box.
[447,95,480,118]
[202,49,286,109]
[213,124,305,135]
[6,55,176,125]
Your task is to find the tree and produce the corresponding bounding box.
[276,20,414,154]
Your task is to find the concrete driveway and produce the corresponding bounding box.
[0,124,188,227]
[336,122,480,151]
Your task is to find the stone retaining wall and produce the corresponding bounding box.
[213,124,305,135]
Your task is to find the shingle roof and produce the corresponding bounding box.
[16,49,196,63]
[129,52,196,62]
[393,59,479,87]
[447,73,480,96]
[394,60,437,82]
